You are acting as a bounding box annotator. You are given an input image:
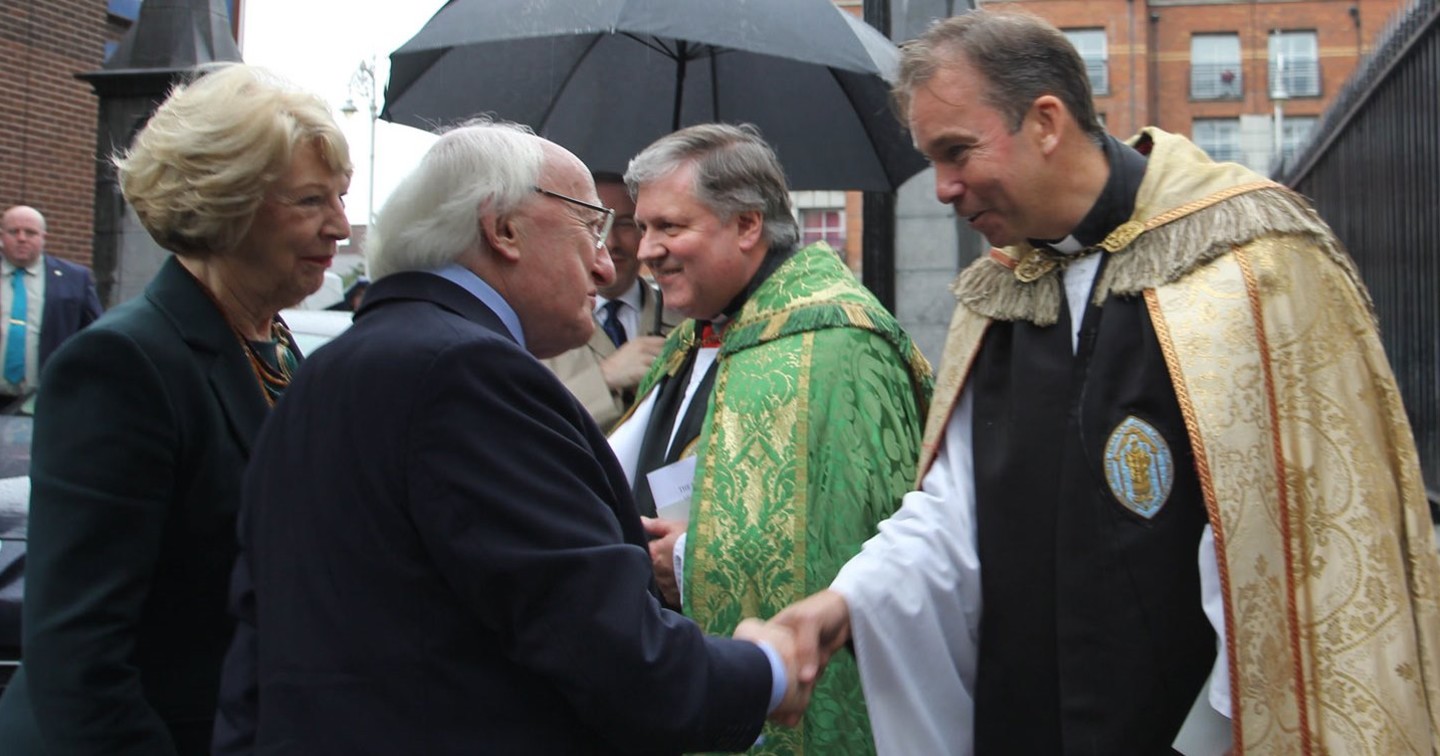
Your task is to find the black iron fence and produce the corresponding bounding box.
[1280,0,1440,502]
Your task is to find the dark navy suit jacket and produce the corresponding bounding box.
[38,255,104,371]
[0,256,273,755]
[215,271,770,755]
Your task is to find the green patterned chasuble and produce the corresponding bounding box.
[632,244,932,755]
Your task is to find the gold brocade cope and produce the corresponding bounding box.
[632,244,932,755]
[1151,237,1440,755]
[915,129,1440,753]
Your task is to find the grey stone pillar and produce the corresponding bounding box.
[77,0,240,307]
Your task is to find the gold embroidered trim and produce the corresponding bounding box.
[760,311,789,342]
[792,331,813,628]
[1014,254,1058,283]
[1135,180,1279,239]
[842,302,875,331]
[1235,247,1315,756]
[916,317,990,483]
[1144,287,1244,749]
[1004,181,1279,283]
[1096,220,1145,253]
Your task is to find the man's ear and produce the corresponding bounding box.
[1029,94,1065,155]
[481,211,524,263]
[735,209,765,253]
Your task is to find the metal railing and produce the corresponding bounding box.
[1269,58,1322,97]
[1083,57,1109,95]
[1279,0,1440,501]
[1198,144,1244,163]
[1191,62,1244,99]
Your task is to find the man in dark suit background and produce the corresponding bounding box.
[541,172,673,431]
[214,122,806,755]
[0,205,103,402]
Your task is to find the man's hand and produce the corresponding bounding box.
[641,516,685,607]
[599,335,666,392]
[770,590,852,703]
[734,618,811,727]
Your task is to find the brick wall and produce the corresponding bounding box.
[981,0,1400,147]
[0,0,113,267]
[985,0,1149,138]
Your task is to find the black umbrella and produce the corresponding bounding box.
[382,0,927,191]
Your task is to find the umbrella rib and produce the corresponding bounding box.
[828,67,896,186]
[710,52,718,122]
[535,33,607,131]
[618,32,726,62]
[622,32,680,60]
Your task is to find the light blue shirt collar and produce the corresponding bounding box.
[428,263,526,349]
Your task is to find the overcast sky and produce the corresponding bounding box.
[239,0,448,226]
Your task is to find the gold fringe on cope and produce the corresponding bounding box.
[950,173,1376,330]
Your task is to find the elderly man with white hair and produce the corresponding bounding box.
[215,121,807,755]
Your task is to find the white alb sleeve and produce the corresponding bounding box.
[831,388,982,756]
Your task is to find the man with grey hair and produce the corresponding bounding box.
[0,205,102,402]
[215,121,809,754]
[773,9,1440,755]
[608,123,931,755]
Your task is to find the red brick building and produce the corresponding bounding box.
[1,0,241,268]
[0,1,127,266]
[981,0,1402,172]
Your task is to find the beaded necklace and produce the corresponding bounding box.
[239,322,298,407]
[182,265,299,407]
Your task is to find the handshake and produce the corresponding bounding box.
[732,590,852,726]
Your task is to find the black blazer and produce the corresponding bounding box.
[215,271,770,755]
[0,256,273,755]
[37,255,104,372]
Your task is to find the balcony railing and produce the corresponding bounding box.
[1083,57,1109,95]
[1196,143,1243,163]
[1191,62,1244,100]
[1269,58,1321,97]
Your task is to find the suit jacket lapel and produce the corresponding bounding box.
[591,280,664,358]
[588,320,618,358]
[40,257,62,324]
[145,257,270,457]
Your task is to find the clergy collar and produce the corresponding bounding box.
[1028,134,1148,255]
[704,241,796,330]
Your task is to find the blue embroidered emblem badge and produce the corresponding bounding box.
[1103,415,1174,519]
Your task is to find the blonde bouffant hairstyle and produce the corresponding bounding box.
[115,63,352,257]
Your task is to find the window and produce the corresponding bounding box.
[1281,116,1317,164]
[107,0,141,20]
[800,209,846,250]
[108,0,236,22]
[1192,118,1242,163]
[1191,34,1243,100]
[1064,29,1109,95]
[1269,31,1320,98]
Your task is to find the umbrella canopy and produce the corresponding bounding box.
[383,0,927,191]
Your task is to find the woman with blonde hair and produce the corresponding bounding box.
[0,63,351,754]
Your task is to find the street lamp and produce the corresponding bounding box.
[340,55,378,270]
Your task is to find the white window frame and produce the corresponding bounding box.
[1269,31,1320,98]
[1192,118,1242,163]
[1064,29,1109,95]
[1191,33,1243,100]
[1281,116,1318,163]
[799,208,846,251]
